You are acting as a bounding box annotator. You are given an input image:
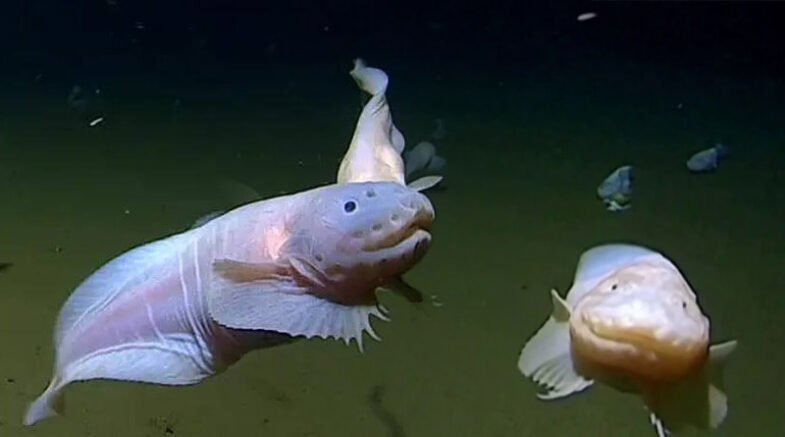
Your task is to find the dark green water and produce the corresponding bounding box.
[1,46,784,436]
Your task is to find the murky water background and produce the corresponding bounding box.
[2,14,785,437]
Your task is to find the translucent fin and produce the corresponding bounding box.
[24,337,213,426]
[213,258,291,282]
[646,340,738,434]
[217,179,262,206]
[706,340,737,427]
[190,210,224,229]
[24,379,64,426]
[518,289,593,400]
[407,176,443,192]
[206,278,386,352]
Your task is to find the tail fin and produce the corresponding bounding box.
[647,340,738,435]
[23,379,65,426]
[349,58,388,96]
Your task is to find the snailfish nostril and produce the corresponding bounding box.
[372,223,383,232]
[390,213,400,222]
[366,189,376,198]
[314,254,324,263]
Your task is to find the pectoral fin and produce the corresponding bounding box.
[213,259,291,282]
[517,289,593,400]
[645,339,738,435]
[407,175,443,192]
[207,258,387,351]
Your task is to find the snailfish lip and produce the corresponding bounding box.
[411,229,432,259]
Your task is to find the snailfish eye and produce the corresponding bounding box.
[343,200,358,213]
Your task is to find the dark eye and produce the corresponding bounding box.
[343,200,357,213]
[611,284,618,291]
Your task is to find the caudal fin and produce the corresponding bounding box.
[24,379,65,426]
[349,58,388,97]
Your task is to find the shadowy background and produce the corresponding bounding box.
[1,1,784,436]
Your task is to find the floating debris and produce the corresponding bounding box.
[67,84,104,122]
[577,12,597,22]
[88,117,104,127]
[597,165,633,212]
[686,144,728,173]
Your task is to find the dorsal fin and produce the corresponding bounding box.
[550,288,570,322]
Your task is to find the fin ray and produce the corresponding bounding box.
[206,280,386,351]
[518,289,592,399]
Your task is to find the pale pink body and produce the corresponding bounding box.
[26,181,434,426]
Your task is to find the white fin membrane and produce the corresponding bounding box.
[206,280,388,352]
[518,289,593,399]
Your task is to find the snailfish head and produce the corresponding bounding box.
[569,261,710,382]
[283,181,434,305]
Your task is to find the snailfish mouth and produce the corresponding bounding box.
[379,228,431,258]
[588,322,705,357]
[365,201,434,252]
[571,312,710,382]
